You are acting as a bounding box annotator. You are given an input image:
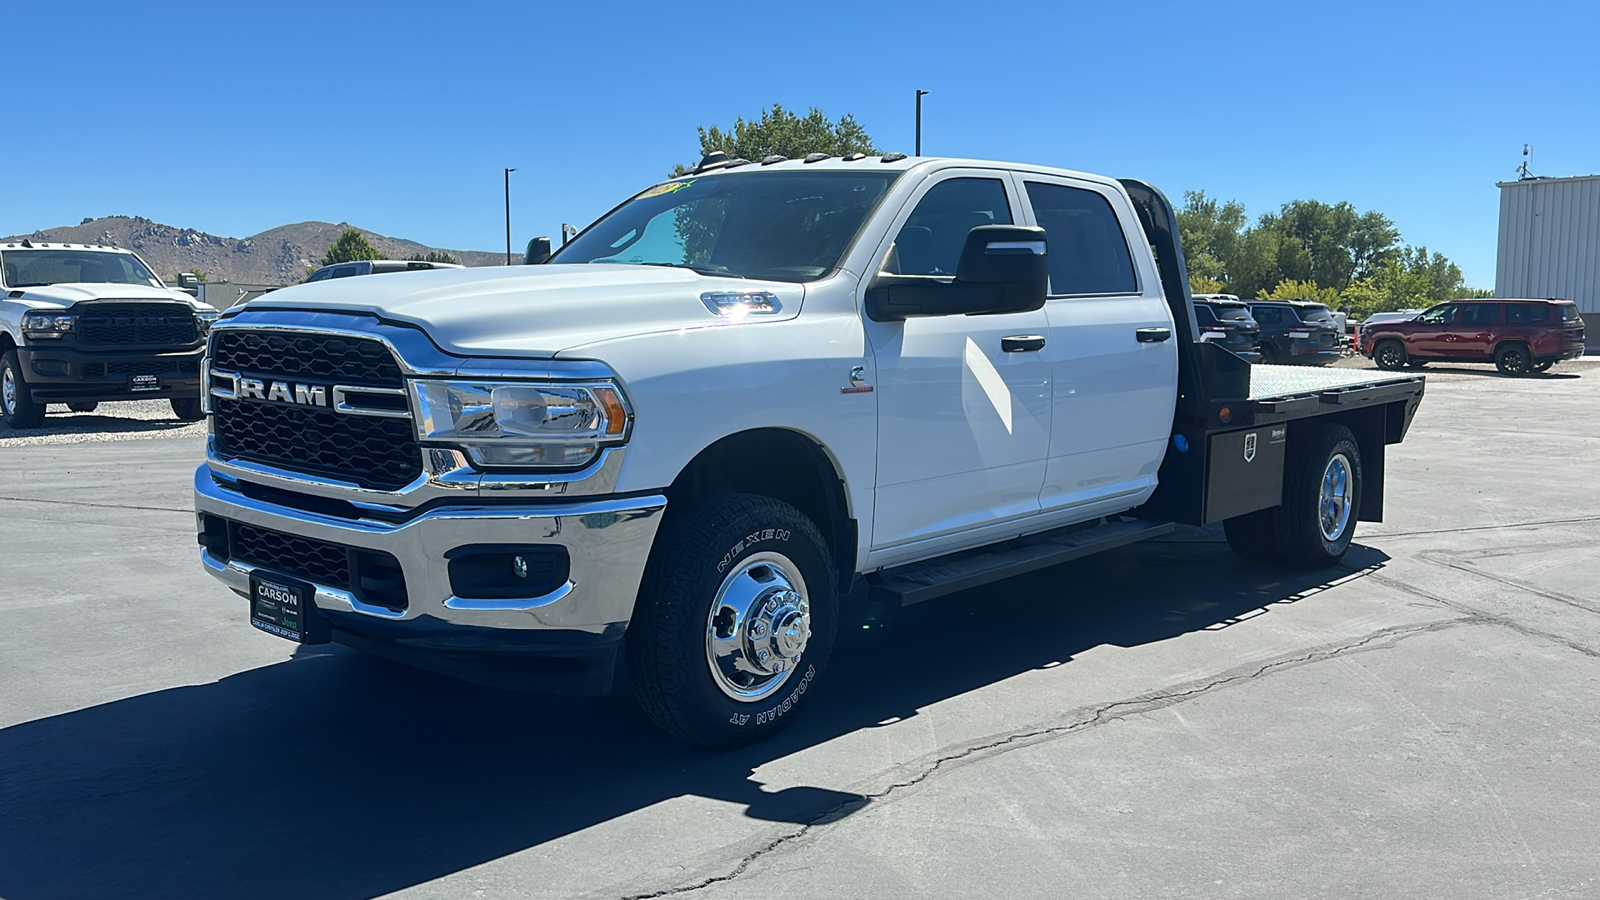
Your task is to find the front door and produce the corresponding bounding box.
[864,172,1052,564]
[1017,176,1177,517]
[1409,304,1460,357]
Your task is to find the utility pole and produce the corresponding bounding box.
[915,90,930,157]
[504,167,517,265]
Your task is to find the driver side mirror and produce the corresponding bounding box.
[865,225,1049,322]
[524,237,553,265]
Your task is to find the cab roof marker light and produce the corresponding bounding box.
[761,155,787,165]
[802,153,829,163]
[842,152,867,161]
[881,152,908,162]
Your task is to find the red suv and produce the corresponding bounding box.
[1360,298,1587,375]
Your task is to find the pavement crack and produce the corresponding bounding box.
[0,495,191,514]
[1362,513,1600,540]
[612,616,1478,900]
[1370,572,1600,659]
[1416,551,1600,616]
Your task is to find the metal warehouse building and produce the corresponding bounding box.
[1496,174,1600,335]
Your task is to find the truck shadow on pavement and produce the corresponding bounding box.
[0,536,1389,900]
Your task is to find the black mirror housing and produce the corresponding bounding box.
[524,237,553,265]
[866,225,1048,321]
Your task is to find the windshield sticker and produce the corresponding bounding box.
[637,180,694,200]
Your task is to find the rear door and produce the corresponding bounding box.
[1017,176,1177,518]
[1455,303,1502,359]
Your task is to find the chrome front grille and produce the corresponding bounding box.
[209,329,421,491]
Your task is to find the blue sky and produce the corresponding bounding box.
[8,0,1597,288]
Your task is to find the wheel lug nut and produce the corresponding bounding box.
[773,660,785,673]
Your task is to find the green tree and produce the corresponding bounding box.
[671,104,878,176]
[1258,279,1341,306]
[1339,246,1478,318]
[320,229,380,266]
[1189,275,1227,295]
[1177,191,1246,285]
[407,250,460,265]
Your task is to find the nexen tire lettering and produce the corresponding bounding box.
[716,529,791,574]
[728,664,815,726]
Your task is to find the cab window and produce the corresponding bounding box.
[1506,304,1550,324]
[1459,304,1501,326]
[1023,182,1137,295]
[884,178,1013,277]
[1416,305,1457,325]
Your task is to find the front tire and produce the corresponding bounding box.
[1,350,46,428]
[1278,424,1362,568]
[171,397,205,421]
[627,494,839,748]
[1373,340,1407,371]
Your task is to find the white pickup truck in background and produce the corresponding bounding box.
[1,241,219,427]
[193,155,1426,747]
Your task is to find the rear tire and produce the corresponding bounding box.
[1,350,46,428]
[1373,340,1407,371]
[1494,343,1532,376]
[67,401,100,413]
[171,397,205,421]
[1223,508,1282,562]
[627,494,838,748]
[1278,424,1362,568]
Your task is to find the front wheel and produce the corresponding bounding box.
[627,494,838,748]
[1373,340,1407,371]
[171,397,205,421]
[1,350,46,429]
[1278,424,1362,568]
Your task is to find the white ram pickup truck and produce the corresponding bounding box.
[1,241,219,427]
[193,155,1426,747]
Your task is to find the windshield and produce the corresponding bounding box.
[552,171,901,282]
[1,249,162,288]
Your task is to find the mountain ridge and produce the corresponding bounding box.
[2,217,503,285]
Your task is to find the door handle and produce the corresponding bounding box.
[1001,334,1046,353]
[1135,327,1172,343]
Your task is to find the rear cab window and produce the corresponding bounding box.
[1021,182,1138,296]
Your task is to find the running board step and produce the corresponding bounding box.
[868,518,1175,607]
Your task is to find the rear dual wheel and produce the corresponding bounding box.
[1224,423,1362,569]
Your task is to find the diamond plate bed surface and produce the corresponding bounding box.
[1247,364,1422,401]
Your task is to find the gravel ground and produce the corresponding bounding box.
[0,399,208,447]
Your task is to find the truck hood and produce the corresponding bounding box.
[242,264,805,357]
[12,283,206,310]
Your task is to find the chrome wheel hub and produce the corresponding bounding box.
[705,552,811,702]
[1319,452,1353,542]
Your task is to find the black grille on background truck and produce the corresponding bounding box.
[78,303,199,346]
[209,330,421,491]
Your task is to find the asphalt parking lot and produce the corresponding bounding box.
[3,358,1599,900]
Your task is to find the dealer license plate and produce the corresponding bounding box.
[249,571,330,644]
[131,374,159,392]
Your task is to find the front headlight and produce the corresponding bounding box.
[195,309,222,334]
[22,313,77,339]
[412,380,631,468]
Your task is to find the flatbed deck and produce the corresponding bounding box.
[1247,364,1422,401]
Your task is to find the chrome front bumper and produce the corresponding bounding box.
[194,465,666,635]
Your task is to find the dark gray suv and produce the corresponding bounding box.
[1248,301,1343,366]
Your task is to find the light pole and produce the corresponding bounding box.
[504,167,517,266]
[915,90,930,157]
